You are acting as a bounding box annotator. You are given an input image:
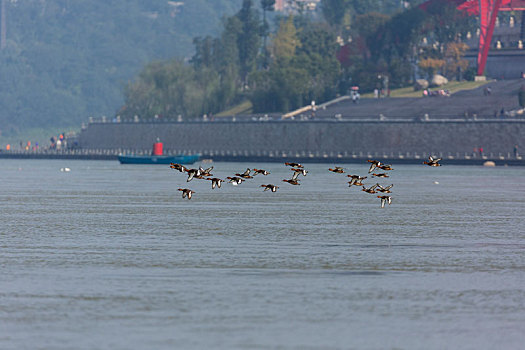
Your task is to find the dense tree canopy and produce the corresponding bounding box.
[122,0,476,119]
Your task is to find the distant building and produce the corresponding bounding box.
[275,0,321,13]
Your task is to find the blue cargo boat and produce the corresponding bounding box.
[118,154,200,165]
[118,139,200,165]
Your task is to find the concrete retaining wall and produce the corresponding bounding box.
[465,51,525,79]
[78,120,525,156]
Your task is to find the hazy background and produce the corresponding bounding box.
[0,0,242,142]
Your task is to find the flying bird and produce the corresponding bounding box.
[261,184,279,192]
[362,184,379,194]
[185,168,202,182]
[170,163,187,172]
[291,168,308,176]
[178,188,195,200]
[423,155,442,166]
[372,173,389,178]
[227,176,245,185]
[235,168,253,179]
[283,179,300,185]
[329,166,345,173]
[367,159,382,173]
[253,168,270,176]
[199,165,214,177]
[378,164,394,171]
[376,184,393,193]
[377,195,392,208]
[348,180,365,187]
[206,177,224,189]
[347,174,367,186]
[291,168,308,180]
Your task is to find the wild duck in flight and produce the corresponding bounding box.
[261,184,279,192]
[377,195,392,208]
[423,155,442,166]
[178,188,195,200]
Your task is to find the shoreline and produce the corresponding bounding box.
[1,151,523,166]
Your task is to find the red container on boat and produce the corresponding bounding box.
[152,142,163,155]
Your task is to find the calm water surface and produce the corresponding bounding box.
[1,159,524,349]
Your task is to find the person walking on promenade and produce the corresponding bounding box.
[514,144,519,158]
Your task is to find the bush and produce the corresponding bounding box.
[463,67,477,81]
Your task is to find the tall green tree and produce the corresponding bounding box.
[296,22,341,101]
[272,16,301,64]
[214,16,243,109]
[121,59,220,119]
[250,18,340,112]
[260,0,275,68]
[191,36,218,69]
[236,0,261,88]
[321,0,349,32]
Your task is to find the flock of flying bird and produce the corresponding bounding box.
[171,155,442,207]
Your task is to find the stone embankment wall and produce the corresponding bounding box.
[78,120,525,156]
[465,51,525,79]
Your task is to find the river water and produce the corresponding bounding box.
[1,159,524,349]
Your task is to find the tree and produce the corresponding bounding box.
[272,16,301,64]
[321,0,348,32]
[251,17,340,113]
[121,59,221,120]
[422,0,475,45]
[350,0,400,15]
[191,36,218,69]
[236,0,261,88]
[351,12,389,60]
[296,22,340,99]
[418,58,445,79]
[260,0,275,68]
[381,8,426,61]
[443,42,469,80]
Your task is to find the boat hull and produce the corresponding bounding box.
[118,154,200,165]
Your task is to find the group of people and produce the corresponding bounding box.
[422,89,450,97]
[4,141,39,151]
[373,88,390,98]
[4,134,68,151]
[474,147,484,157]
[49,133,67,150]
[473,145,520,159]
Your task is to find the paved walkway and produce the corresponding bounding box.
[314,79,525,120]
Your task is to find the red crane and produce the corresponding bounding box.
[421,0,525,76]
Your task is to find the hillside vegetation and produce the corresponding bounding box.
[0,0,242,139]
